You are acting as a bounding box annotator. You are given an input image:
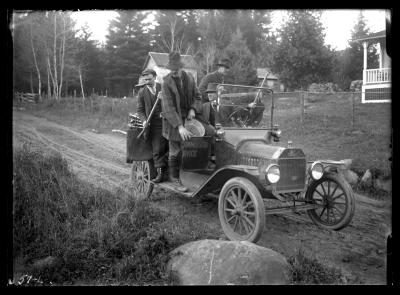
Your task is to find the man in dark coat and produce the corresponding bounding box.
[161,52,214,191]
[198,58,233,126]
[136,69,168,183]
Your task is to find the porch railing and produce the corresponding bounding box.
[364,68,391,84]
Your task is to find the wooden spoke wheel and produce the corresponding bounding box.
[306,173,355,230]
[218,177,265,243]
[131,161,154,200]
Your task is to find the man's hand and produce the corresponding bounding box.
[187,109,195,120]
[178,125,192,141]
[142,120,149,128]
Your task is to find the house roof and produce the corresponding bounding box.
[143,52,198,70]
[352,30,386,43]
[257,68,278,80]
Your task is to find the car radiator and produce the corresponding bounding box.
[276,157,306,191]
[238,150,306,192]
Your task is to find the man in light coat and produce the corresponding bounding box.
[161,52,214,191]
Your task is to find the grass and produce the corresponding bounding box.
[12,144,221,285]
[287,248,348,285]
[271,92,391,174]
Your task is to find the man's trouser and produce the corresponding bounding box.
[149,123,168,169]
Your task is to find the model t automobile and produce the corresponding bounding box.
[127,84,355,243]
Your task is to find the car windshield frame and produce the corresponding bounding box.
[213,83,275,130]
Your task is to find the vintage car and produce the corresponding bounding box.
[127,84,355,243]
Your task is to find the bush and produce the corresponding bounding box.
[349,80,363,92]
[308,82,338,93]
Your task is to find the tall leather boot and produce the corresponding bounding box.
[152,167,167,183]
[168,160,188,192]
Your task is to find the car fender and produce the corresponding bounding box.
[191,165,269,198]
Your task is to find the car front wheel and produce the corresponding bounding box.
[306,173,355,230]
[218,177,265,243]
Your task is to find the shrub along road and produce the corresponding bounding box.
[12,110,391,284]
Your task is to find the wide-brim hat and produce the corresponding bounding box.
[205,83,218,93]
[141,68,157,77]
[167,51,185,70]
[184,118,205,137]
[215,58,231,69]
[135,76,147,88]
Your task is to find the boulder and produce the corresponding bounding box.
[167,239,289,285]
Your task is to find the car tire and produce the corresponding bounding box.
[305,172,355,230]
[218,177,265,243]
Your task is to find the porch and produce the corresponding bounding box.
[355,30,391,103]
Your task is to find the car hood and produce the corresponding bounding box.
[222,129,270,148]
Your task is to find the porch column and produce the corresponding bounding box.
[378,42,383,69]
[363,41,368,84]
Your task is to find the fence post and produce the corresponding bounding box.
[300,91,305,124]
[90,96,93,113]
[106,89,108,97]
[351,92,355,129]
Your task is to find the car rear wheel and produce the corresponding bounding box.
[306,173,355,230]
[131,161,154,200]
[218,177,265,243]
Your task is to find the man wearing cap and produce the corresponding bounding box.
[161,51,215,191]
[137,69,168,183]
[198,58,233,126]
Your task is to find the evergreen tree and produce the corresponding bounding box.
[335,12,379,90]
[104,10,151,97]
[225,28,258,85]
[271,10,334,90]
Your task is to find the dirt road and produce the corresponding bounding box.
[12,110,391,284]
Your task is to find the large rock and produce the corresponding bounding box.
[167,239,289,285]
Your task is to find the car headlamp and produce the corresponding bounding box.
[265,164,280,184]
[310,161,324,180]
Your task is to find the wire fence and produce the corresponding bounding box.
[270,90,391,131]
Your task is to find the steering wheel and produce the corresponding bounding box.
[228,106,251,127]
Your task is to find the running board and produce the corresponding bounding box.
[264,203,321,215]
[156,181,194,198]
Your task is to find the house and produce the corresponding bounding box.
[353,30,391,103]
[256,68,284,92]
[142,52,198,85]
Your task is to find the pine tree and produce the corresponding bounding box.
[271,10,334,91]
[104,11,151,97]
[335,12,379,90]
[225,28,258,85]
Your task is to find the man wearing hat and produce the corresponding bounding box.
[137,68,168,183]
[198,58,233,125]
[161,51,207,191]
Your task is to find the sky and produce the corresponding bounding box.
[71,9,387,50]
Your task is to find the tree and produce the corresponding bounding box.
[333,12,379,90]
[271,10,335,91]
[104,10,152,97]
[225,28,258,85]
